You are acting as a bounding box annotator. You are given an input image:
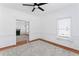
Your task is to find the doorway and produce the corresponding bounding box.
[16,19,29,44]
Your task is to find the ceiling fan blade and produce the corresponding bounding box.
[34,3,38,5]
[23,4,34,6]
[38,3,47,6]
[38,7,44,11]
[32,8,35,12]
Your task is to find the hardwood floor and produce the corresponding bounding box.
[0,38,79,55]
[34,38,79,54]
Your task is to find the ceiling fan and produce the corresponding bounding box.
[22,3,48,12]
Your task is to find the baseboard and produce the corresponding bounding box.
[0,40,27,51]
[30,38,79,54]
[0,38,79,54]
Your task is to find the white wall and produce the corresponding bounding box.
[40,4,79,50]
[1,3,79,50]
[0,6,16,48]
[0,5,41,48]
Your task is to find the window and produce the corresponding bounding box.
[57,17,71,38]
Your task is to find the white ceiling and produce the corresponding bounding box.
[0,3,73,16]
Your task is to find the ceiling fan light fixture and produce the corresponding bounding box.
[22,3,48,12]
[34,6,38,9]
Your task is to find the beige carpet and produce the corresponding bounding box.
[0,40,79,56]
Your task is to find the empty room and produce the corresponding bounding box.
[0,3,79,56]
